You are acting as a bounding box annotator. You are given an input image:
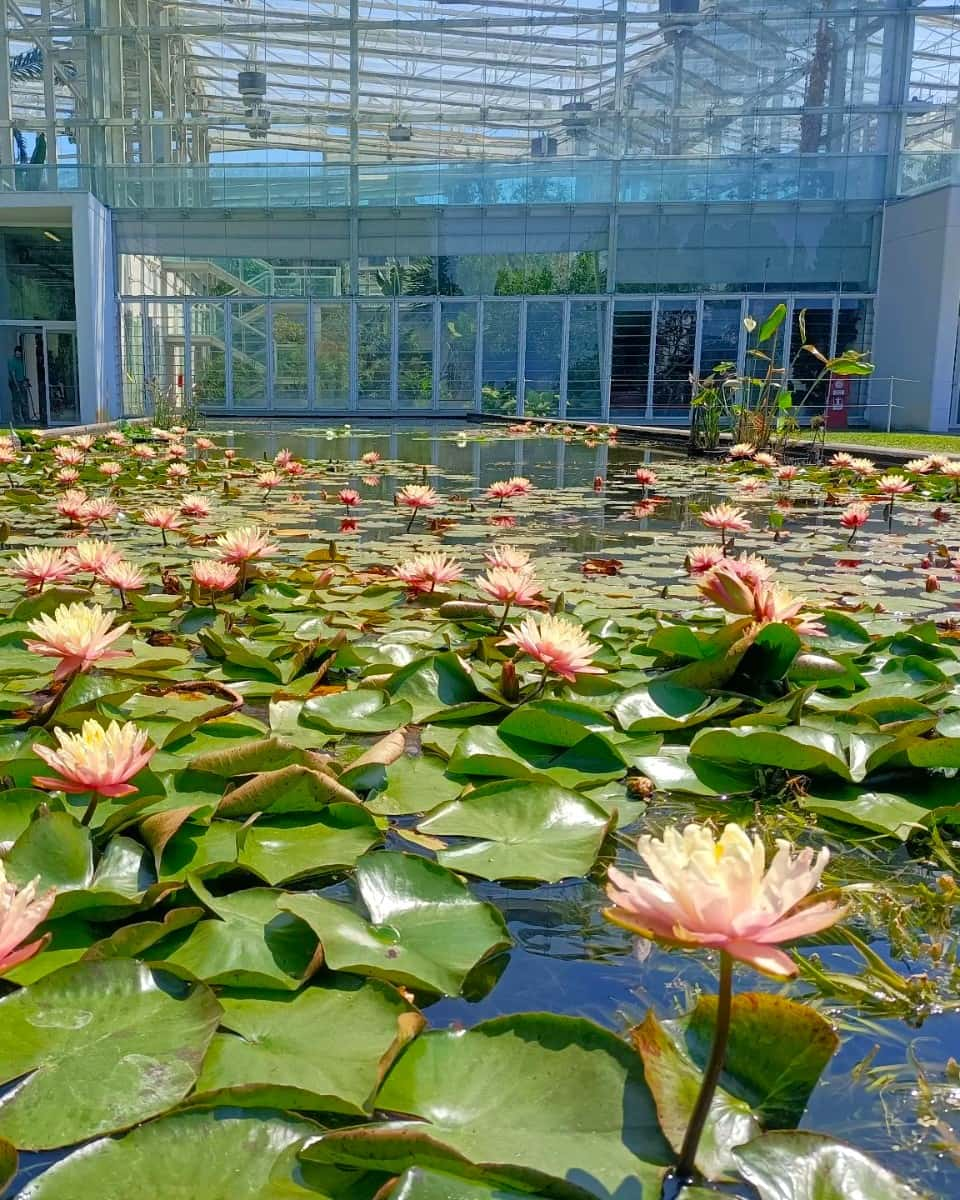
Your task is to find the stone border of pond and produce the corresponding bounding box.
[466,412,927,467]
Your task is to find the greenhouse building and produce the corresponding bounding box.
[1,0,960,430]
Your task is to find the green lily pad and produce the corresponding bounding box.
[385,653,498,723]
[418,779,610,882]
[17,1109,325,1200]
[734,1131,928,1200]
[237,807,383,885]
[302,1014,673,1199]
[498,699,615,747]
[0,959,220,1150]
[365,754,463,816]
[279,851,511,995]
[192,976,422,1112]
[148,877,319,990]
[613,682,740,733]
[302,690,413,733]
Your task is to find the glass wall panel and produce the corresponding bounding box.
[120,302,147,416]
[610,301,652,417]
[790,300,835,415]
[836,299,875,423]
[144,303,186,413]
[231,301,268,408]
[272,303,309,409]
[45,332,80,424]
[314,304,349,411]
[652,301,697,417]
[188,302,227,409]
[439,301,477,406]
[567,301,607,420]
[357,302,392,410]
[481,302,520,416]
[744,297,790,367]
[523,300,562,419]
[0,228,75,320]
[397,303,434,409]
[699,300,742,376]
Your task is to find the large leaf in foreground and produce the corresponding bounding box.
[390,1167,571,1199]
[633,993,837,1180]
[237,807,383,885]
[19,1109,325,1200]
[418,779,610,882]
[303,1014,672,1199]
[734,1131,928,1200]
[192,976,422,1113]
[280,851,511,995]
[0,959,220,1150]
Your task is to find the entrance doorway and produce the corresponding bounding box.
[0,323,79,427]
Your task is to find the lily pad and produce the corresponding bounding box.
[418,779,611,882]
[0,958,220,1150]
[237,807,383,885]
[734,1131,928,1200]
[18,1109,325,1200]
[280,851,511,995]
[192,976,422,1112]
[302,1013,673,1199]
[302,690,413,733]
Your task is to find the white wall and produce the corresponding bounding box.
[873,185,960,431]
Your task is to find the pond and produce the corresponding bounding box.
[0,418,957,1200]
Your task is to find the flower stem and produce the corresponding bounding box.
[496,601,512,635]
[674,951,733,1184]
[406,509,417,534]
[80,793,99,827]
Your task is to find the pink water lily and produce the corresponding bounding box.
[26,602,129,681]
[605,822,847,979]
[7,548,77,592]
[501,612,604,684]
[0,865,55,975]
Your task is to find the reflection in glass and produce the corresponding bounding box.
[357,303,392,410]
[567,301,607,420]
[188,302,226,409]
[439,301,477,406]
[398,303,433,409]
[231,301,268,408]
[836,299,874,423]
[652,301,696,417]
[699,300,741,376]
[610,300,652,417]
[44,331,80,424]
[272,303,308,409]
[120,302,147,416]
[314,304,348,410]
[523,300,562,418]
[481,302,519,416]
[144,303,186,413]
[790,301,834,415]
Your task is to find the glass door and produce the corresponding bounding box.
[272,302,309,410]
[43,329,80,424]
[0,325,44,426]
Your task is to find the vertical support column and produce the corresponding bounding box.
[0,0,12,166]
[306,299,316,410]
[474,298,483,413]
[431,296,441,411]
[516,300,527,419]
[693,295,704,381]
[224,300,233,411]
[349,0,359,205]
[601,298,613,423]
[183,299,192,409]
[39,0,58,168]
[646,297,658,420]
[558,298,570,419]
[348,300,358,412]
[389,300,399,413]
[265,300,274,411]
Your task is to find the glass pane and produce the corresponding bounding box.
[567,300,607,420]
[652,302,696,418]
[1,326,43,425]
[357,303,392,410]
[523,300,562,418]
[189,302,226,410]
[610,301,652,418]
[231,301,268,409]
[699,300,741,376]
[438,301,477,406]
[397,303,433,409]
[272,303,308,410]
[144,303,186,416]
[744,297,789,367]
[45,332,80,424]
[0,227,75,320]
[790,301,834,415]
[481,301,519,416]
[120,302,147,417]
[314,304,348,411]
[836,300,874,424]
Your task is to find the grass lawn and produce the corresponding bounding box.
[821,430,960,452]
